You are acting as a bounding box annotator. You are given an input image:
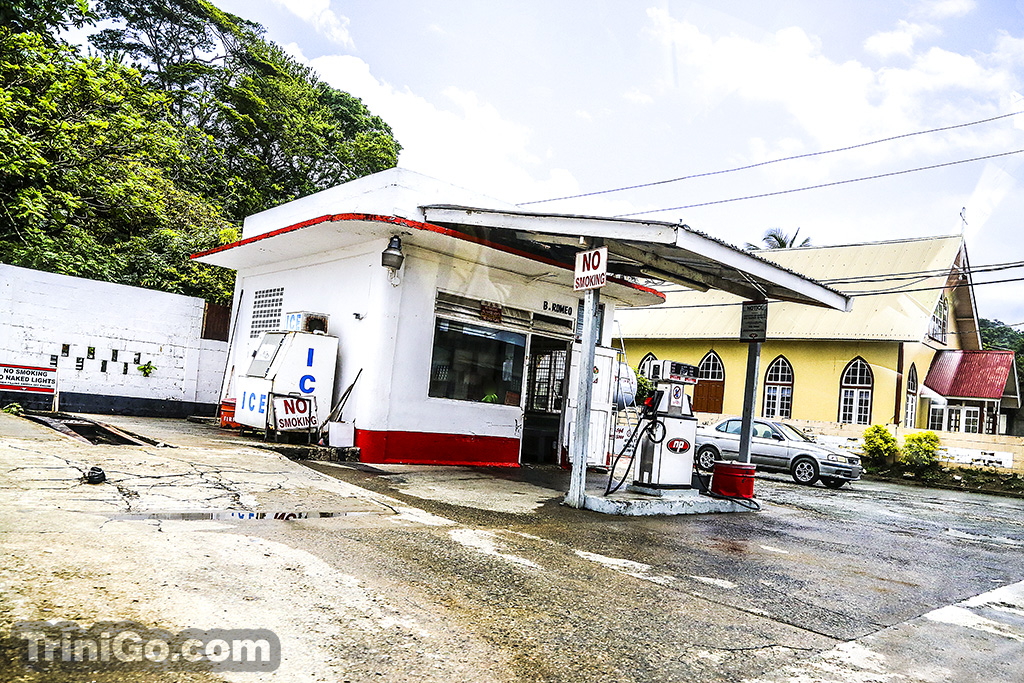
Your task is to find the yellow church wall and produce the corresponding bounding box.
[902,341,939,428]
[620,338,905,425]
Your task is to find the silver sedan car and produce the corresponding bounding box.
[694,417,863,488]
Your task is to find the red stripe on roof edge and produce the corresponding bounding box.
[191,213,665,301]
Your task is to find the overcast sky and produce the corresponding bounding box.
[209,0,1024,324]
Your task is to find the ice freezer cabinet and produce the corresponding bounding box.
[233,331,339,431]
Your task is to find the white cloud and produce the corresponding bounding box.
[280,41,308,64]
[864,21,939,59]
[273,0,354,48]
[624,88,654,105]
[645,7,1017,175]
[994,33,1024,67]
[914,0,976,20]
[963,160,1021,242]
[307,55,581,204]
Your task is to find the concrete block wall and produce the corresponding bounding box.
[0,264,227,416]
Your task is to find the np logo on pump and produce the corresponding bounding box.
[666,438,690,454]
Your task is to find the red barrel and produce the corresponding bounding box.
[710,461,756,499]
[219,399,241,429]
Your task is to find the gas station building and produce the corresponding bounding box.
[194,168,849,469]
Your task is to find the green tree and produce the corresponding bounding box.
[0,30,234,302]
[746,227,811,251]
[91,0,400,220]
[979,318,1024,397]
[0,0,95,39]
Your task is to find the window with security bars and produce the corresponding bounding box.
[763,356,793,419]
[527,349,567,413]
[698,351,725,380]
[250,287,284,338]
[839,358,873,424]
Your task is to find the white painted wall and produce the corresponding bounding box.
[223,241,618,443]
[0,264,227,405]
[224,241,387,427]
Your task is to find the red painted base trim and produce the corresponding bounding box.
[355,429,520,467]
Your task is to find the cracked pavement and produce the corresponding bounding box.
[2,413,1024,681]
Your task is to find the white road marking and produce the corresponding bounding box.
[573,550,677,585]
[760,545,790,554]
[689,575,737,589]
[449,529,540,569]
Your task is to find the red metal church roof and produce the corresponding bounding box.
[924,350,1015,399]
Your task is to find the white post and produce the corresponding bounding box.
[565,286,600,508]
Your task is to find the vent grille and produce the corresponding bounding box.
[250,288,284,338]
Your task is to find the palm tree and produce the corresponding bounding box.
[745,227,810,251]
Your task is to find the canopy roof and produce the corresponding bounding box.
[194,168,850,312]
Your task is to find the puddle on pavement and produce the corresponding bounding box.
[110,511,376,521]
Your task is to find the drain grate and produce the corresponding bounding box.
[24,413,158,446]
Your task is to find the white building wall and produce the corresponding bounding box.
[223,241,619,448]
[0,264,226,410]
[225,242,389,427]
[384,246,585,440]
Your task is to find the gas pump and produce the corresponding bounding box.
[631,360,699,492]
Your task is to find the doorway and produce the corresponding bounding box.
[521,336,569,464]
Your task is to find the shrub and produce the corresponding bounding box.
[862,425,899,466]
[635,372,654,404]
[901,431,941,473]
[2,403,24,415]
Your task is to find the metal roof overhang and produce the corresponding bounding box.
[193,205,852,311]
[190,212,665,307]
[421,205,852,311]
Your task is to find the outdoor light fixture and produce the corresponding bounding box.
[381,235,404,286]
[381,236,404,270]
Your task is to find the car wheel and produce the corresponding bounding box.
[791,457,819,486]
[695,446,717,472]
[822,478,846,489]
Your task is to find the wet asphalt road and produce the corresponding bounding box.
[247,465,1024,682]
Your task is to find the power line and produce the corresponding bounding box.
[652,253,1024,290]
[821,262,1014,285]
[630,273,1024,310]
[651,257,1024,292]
[519,109,1024,206]
[613,148,1024,218]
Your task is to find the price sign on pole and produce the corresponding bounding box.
[740,302,767,342]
